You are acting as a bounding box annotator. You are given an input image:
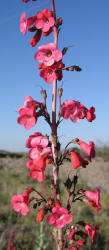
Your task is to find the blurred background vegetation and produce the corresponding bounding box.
[0,147,109,249]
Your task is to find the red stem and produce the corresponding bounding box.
[51,1,63,249]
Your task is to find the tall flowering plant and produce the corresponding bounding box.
[12,0,101,249]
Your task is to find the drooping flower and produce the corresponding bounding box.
[35,43,62,66]
[70,150,89,169]
[20,12,36,35]
[36,208,45,222]
[83,188,101,210]
[84,224,99,243]
[77,140,96,161]
[35,9,55,33]
[47,207,73,228]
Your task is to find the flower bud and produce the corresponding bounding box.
[36,208,45,222]
[41,89,47,99]
[57,17,63,25]
[58,87,63,97]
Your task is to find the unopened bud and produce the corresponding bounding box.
[41,89,47,99]
[65,65,82,72]
[58,87,63,97]
[36,208,45,222]
[57,17,63,26]
[62,47,68,55]
[37,64,43,69]
[54,200,61,208]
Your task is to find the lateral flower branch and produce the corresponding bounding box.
[11,0,101,249]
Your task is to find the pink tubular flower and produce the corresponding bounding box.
[39,61,64,83]
[27,157,46,182]
[68,228,86,246]
[70,151,89,169]
[35,9,55,33]
[26,132,50,149]
[47,207,73,229]
[61,100,84,123]
[17,106,37,129]
[29,146,52,161]
[12,194,29,216]
[20,12,36,35]
[84,224,99,243]
[77,140,96,161]
[34,43,62,66]
[83,188,101,210]
[17,96,42,129]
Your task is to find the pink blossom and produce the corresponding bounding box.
[47,207,73,228]
[30,170,45,182]
[35,9,55,33]
[39,61,64,83]
[17,96,41,112]
[12,194,29,216]
[27,158,46,171]
[34,43,62,66]
[17,97,42,129]
[40,65,58,83]
[70,150,89,169]
[83,188,101,210]
[84,224,99,243]
[26,132,49,148]
[77,140,96,161]
[17,106,37,129]
[61,100,84,123]
[20,12,35,35]
[29,146,52,160]
[27,157,46,182]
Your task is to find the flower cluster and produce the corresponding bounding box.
[12,1,101,249]
[20,9,55,43]
[61,100,96,123]
[68,222,99,248]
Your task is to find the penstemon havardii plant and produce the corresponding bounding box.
[11,0,101,249]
